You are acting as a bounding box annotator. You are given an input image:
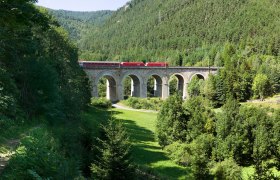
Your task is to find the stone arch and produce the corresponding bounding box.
[145,73,164,98]
[121,73,143,98]
[95,72,118,102]
[189,73,205,82]
[169,73,185,97]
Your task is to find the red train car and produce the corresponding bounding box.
[120,62,145,67]
[79,61,120,68]
[145,62,168,67]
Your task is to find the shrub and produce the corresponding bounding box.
[165,142,192,166]
[122,97,163,111]
[2,127,81,179]
[210,158,242,180]
[91,97,112,108]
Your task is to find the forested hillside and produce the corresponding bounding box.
[1,2,90,121]
[0,1,92,178]
[48,9,113,41]
[78,0,280,64]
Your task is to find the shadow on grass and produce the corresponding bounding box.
[119,119,189,179]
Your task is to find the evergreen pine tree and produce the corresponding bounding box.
[91,118,134,179]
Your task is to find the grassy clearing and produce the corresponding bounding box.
[111,108,190,180]
[243,94,280,110]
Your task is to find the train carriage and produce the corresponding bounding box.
[78,61,120,68]
[145,62,168,67]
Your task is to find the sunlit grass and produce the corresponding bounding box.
[243,94,280,110]
[112,108,190,180]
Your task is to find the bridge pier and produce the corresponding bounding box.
[117,84,124,101]
[162,77,169,99]
[91,83,98,98]
[106,80,118,102]
[140,82,147,98]
[183,83,189,100]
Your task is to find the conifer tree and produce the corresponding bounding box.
[156,93,190,147]
[91,118,134,179]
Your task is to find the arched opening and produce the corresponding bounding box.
[188,74,205,97]
[147,75,163,98]
[122,74,141,99]
[169,74,184,96]
[97,75,117,101]
[191,74,205,81]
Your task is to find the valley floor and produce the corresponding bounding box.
[112,107,189,179]
[1,101,279,179]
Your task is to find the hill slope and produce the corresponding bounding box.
[48,9,113,41]
[78,0,280,64]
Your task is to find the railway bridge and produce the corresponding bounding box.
[83,65,219,102]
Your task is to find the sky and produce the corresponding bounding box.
[36,0,131,11]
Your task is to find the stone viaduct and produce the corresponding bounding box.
[83,66,219,102]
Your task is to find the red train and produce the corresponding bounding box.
[145,62,168,67]
[120,62,145,67]
[79,61,168,68]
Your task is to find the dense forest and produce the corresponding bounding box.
[48,9,113,42]
[156,94,280,179]
[75,0,280,64]
[0,0,90,125]
[0,0,92,178]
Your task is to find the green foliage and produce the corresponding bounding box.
[91,118,134,179]
[123,77,132,99]
[210,158,242,180]
[188,76,204,97]
[213,97,277,166]
[91,97,112,108]
[249,161,279,180]
[252,74,271,100]
[203,47,280,106]
[0,2,92,179]
[168,76,179,96]
[183,96,216,142]
[159,94,279,178]
[0,1,91,121]
[201,75,217,107]
[98,77,107,97]
[272,110,280,170]
[2,128,80,179]
[189,134,214,179]
[75,0,280,64]
[165,142,192,166]
[156,93,190,147]
[80,107,110,176]
[121,97,163,111]
[48,9,113,42]
[0,68,18,118]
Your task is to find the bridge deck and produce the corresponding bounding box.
[83,66,220,70]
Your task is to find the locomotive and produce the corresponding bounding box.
[79,61,169,68]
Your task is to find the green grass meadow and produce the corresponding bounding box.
[112,108,190,179]
[83,107,189,179]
